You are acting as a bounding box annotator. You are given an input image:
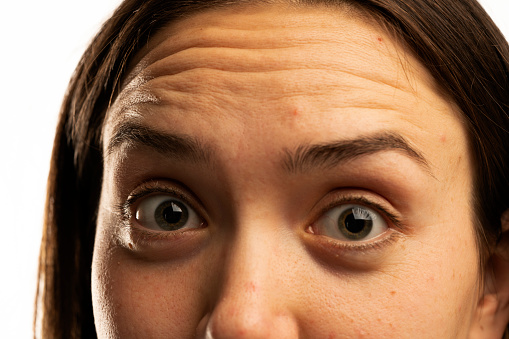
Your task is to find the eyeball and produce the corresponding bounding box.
[134,195,203,231]
[313,204,388,241]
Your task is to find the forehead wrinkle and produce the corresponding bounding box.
[106,69,424,138]
[124,22,343,88]
[124,32,419,107]
[133,68,416,114]
[138,43,399,82]
[142,5,366,58]
[127,58,432,123]
[111,6,449,148]
[124,7,410,89]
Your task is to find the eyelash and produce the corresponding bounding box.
[316,194,403,230]
[118,183,404,253]
[117,181,206,233]
[308,194,405,252]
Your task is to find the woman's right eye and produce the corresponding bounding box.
[134,195,204,231]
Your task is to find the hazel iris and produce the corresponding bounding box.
[154,200,189,231]
[338,207,374,240]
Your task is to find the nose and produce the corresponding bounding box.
[199,224,299,339]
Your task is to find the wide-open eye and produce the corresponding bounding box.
[312,204,388,241]
[134,195,204,231]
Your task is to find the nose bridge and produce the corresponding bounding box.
[202,216,299,338]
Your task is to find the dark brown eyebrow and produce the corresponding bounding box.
[107,123,432,177]
[282,132,433,176]
[106,122,211,164]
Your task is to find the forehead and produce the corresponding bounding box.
[109,4,442,118]
[104,4,467,176]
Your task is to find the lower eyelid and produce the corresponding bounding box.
[115,223,210,260]
[302,230,404,269]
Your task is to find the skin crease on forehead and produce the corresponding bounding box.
[92,3,484,339]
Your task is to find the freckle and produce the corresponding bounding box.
[245,282,256,292]
[390,291,396,296]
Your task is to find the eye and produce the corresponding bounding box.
[134,195,204,231]
[312,204,388,241]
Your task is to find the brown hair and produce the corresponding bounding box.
[35,0,509,337]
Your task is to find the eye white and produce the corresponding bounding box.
[134,195,202,231]
[314,204,388,241]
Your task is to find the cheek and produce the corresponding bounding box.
[92,241,212,338]
[303,267,476,338]
[91,203,214,338]
[304,227,480,337]
[386,229,480,335]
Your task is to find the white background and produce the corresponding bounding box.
[0,0,507,337]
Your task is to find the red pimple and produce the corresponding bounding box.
[377,37,383,43]
[245,281,256,292]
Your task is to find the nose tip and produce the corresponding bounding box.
[197,218,300,339]
[200,290,299,339]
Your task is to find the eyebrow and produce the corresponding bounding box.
[107,123,432,176]
[106,122,211,164]
[282,132,432,175]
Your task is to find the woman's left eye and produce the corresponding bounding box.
[312,204,388,241]
[133,195,204,231]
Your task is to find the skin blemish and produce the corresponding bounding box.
[245,282,257,293]
[390,291,396,296]
[128,243,134,249]
[357,329,368,338]
[440,134,447,143]
[377,37,383,43]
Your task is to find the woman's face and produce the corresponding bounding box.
[92,4,482,338]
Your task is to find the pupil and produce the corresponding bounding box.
[163,203,183,224]
[344,211,367,234]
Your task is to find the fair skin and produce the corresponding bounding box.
[92,4,507,338]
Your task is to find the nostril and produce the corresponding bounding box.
[204,311,270,339]
[196,312,212,339]
[200,299,299,339]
